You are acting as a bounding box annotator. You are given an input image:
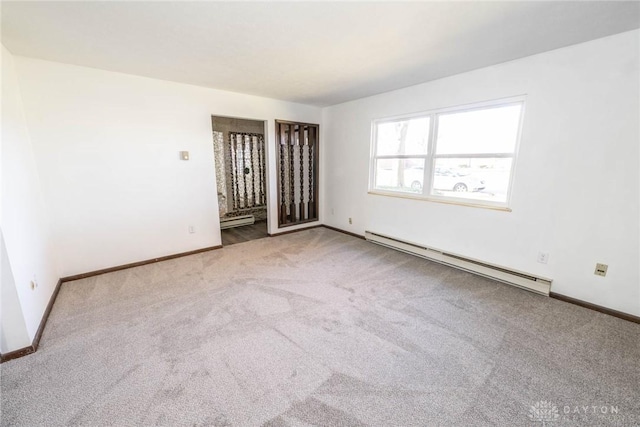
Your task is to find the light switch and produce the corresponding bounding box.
[180,151,190,160]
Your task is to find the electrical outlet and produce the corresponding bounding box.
[348,217,352,225]
[537,251,549,264]
[594,263,608,277]
[188,226,195,234]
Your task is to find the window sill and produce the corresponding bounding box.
[367,190,512,212]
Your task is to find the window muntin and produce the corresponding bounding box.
[370,98,524,208]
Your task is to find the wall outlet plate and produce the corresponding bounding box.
[594,263,608,277]
[537,251,549,264]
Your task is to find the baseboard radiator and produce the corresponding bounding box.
[220,214,255,230]
[365,231,552,296]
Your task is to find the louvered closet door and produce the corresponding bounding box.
[275,120,319,227]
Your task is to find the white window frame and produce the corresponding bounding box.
[369,96,526,210]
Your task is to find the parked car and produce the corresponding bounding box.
[405,167,485,192]
[433,167,485,192]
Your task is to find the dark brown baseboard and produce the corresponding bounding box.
[322,225,365,240]
[0,345,35,363]
[62,245,222,282]
[0,278,63,364]
[550,292,640,324]
[32,279,63,350]
[268,225,322,237]
[1,245,223,363]
[7,238,634,365]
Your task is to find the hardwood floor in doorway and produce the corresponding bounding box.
[221,220,268,246]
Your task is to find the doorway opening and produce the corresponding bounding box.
[212,116,268,246]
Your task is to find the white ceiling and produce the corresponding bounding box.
[2,1,639,106]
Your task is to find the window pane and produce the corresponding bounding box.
[375,158,425,193]
[430,158,513,203]
[376,117,430,156]
[435,104,522,155]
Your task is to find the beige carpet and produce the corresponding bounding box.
[1,228,639,426]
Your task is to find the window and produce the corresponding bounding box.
[370,97,524,209]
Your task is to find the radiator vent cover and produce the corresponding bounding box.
[220,214,255,230]
[365,231,552,296]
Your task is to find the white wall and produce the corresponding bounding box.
[14,57,322,277]
[323,30,640,316]
[1,232,31,352]
[1,45,60,348]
